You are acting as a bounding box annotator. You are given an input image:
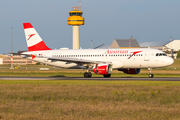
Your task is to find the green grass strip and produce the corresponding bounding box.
[0,80,180,86]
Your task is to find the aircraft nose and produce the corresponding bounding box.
[165,57,174,66]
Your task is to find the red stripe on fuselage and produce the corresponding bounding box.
[128,51,142,59]
[28,41,52,51]
[23,23,33,29]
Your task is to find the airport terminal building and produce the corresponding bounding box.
[0,55,37,65]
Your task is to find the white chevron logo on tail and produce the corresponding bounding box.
[27,33,36,41]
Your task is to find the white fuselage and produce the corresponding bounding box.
[22,48,174,69]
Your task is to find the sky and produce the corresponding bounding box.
[0,0,180,54]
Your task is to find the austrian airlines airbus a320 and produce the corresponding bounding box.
[21,23,174,78]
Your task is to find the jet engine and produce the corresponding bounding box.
[118,68,141,74]
[93,64,112,75]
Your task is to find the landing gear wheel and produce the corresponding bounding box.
[149,74,154,78]
[103,74,111,78]
[148,68,154,78]
[88,72,92,78]
[84,72,92,78]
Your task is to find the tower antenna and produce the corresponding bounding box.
[77,0,81,11]
[80,0,81,11]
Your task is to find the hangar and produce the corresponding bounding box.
[98,36,140,49]
[110,36,140,49]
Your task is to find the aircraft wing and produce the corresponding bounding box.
[45,56,111,64]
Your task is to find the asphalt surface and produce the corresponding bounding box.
[0,76,180,81]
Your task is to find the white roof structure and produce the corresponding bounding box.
[140,40,169,47]
[164,40,180,52]
[140,40,180,52]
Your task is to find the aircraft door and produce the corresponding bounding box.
[43,52,49,63]
[144,50,150,61]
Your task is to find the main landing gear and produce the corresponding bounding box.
[84,72,111,78]
[103,74,111,78]
[84,72,92,78]
[148,68,154,78]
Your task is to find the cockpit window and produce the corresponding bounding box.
[156,53,167,56]
[163,53,167,56]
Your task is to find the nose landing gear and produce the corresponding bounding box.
[148,68,154,78]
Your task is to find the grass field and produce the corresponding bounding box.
[0,60,180,119]
[0,80,180,119]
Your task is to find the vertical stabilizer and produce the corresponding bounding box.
[23,23,51,51]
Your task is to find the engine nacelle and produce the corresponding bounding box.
[119,68,141,74]
[93,64,112,75]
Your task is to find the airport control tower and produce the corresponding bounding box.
[67,4,84,49]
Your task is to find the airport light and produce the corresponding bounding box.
[10,27,14,69]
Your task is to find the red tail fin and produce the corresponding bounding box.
[23,23,52,51]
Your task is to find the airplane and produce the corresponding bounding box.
[20,23,174,78]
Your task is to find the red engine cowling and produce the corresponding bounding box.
[93,64,112,75]
[122,69,141,74]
